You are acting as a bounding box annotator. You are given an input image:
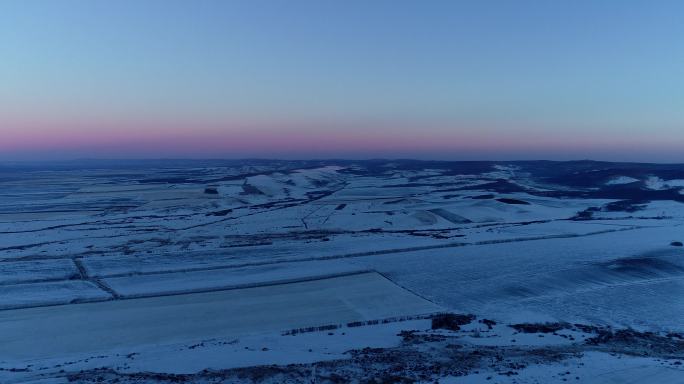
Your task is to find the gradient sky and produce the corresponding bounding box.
[1,0,683,161]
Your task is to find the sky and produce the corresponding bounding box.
[1,0,683,161]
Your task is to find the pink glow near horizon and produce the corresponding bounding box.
[1,115,680,160]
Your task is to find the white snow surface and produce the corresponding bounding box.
[606,175,640,185]
[1,162,683,382]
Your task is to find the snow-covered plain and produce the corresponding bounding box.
[0,159,683,383]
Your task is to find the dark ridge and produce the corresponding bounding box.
[497,198,530,205]
[469,194,495,199]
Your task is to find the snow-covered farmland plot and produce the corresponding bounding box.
[0,272,440,360]
[0,159,683,383]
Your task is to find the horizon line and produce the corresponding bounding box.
[1,157,683,166]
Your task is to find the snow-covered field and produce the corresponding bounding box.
[0,159,683,383]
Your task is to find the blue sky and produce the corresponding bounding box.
[1,0,683,161]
